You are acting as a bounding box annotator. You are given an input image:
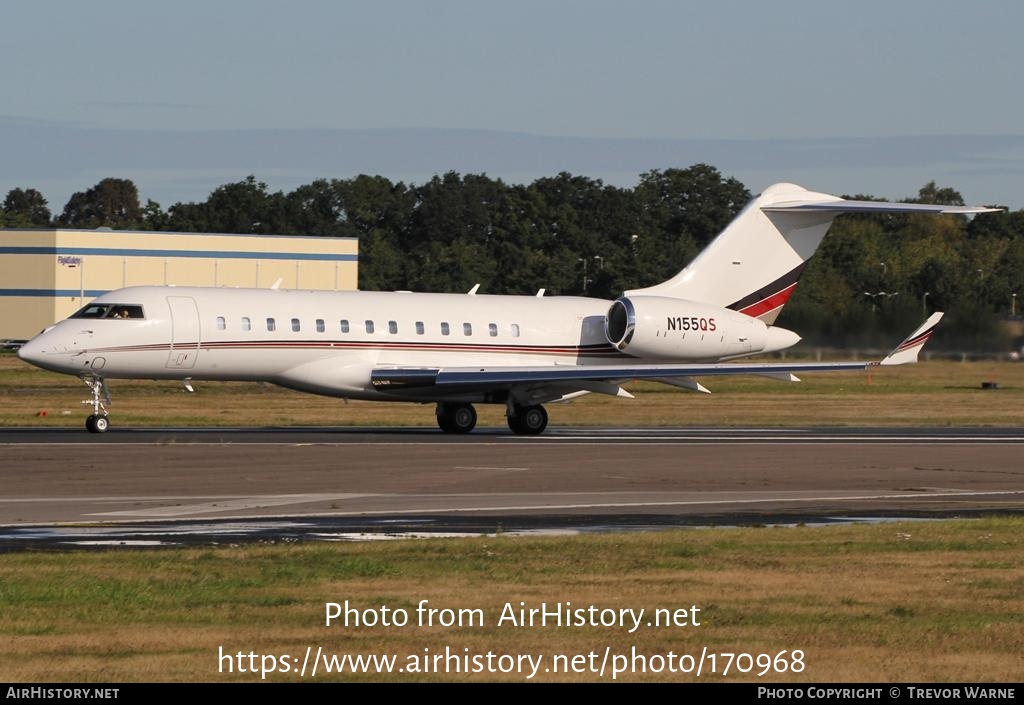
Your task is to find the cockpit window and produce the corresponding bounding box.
[70,304,145,320]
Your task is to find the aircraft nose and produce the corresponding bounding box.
[17,337,46,366]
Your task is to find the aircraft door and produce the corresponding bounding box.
[166,296,200,369]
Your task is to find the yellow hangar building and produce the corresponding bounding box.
[0,228,359,342]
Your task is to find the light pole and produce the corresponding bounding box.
[1013,292,1018,317]
[864,291,899,313]
[922,291,930,315]
[578,256,606,293]
[578,257,589,293]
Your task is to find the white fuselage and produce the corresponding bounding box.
[17,285,793,402]
[19,286,612,401]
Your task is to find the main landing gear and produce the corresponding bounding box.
[436,402,478,434]
[82,375,111,434]
[434,401,549,435]
[506,404,548,436]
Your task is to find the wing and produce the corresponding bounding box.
[371,314,944,402]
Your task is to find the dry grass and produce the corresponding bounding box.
[1,518,1021,682]
[3,352,1024,429]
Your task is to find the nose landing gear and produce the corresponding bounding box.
[81,375,111,433]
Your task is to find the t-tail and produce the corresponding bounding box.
[625,183,1000,325]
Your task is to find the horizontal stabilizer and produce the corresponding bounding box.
[879,312,944,366]
[763,200,1001,215]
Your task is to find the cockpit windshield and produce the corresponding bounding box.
[70,304,145,320]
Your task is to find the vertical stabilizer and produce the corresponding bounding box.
[625,183,998,325]
[625,183,842,324]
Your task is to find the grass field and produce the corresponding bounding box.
[1,518,1021,683]
[3,352,1024,429]
[2,352,1021,684]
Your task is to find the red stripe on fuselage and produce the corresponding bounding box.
[87,340,625,357]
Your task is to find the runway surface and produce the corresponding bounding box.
[2,426,1022,550]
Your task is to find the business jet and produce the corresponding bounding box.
[17,182,1000,435]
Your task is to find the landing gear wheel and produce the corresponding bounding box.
[507,404,548,435]
[86,414,109,434]
[436,403,477,433]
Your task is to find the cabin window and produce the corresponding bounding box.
[463,322,472,336]
[441,322,450,336]
[511,323,520,338]
[415,321,425,335]
[291,318,301,332]
[340,319,349,333]
[365,320,374,334]
[241,317,251,331]
[266,317,276,332]
[316,318,325,333]
[388,320,398,334]
[488,323,497,337]
[216,316,226,331]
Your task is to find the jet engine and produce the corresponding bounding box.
[604,296,799,360]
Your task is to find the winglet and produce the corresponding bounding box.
[879,312,944,366]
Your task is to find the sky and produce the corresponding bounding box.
[3,0,1023,211]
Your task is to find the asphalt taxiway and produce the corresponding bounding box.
[1,426,1022,550]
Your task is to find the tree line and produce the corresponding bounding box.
[2,166,1022,351]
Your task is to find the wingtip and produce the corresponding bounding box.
[880,312,944,366]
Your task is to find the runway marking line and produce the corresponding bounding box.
[2,488,1016,522]
[2,438,1024,448]
[453,466,529,471]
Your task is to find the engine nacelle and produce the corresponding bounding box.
[605,296,797,360]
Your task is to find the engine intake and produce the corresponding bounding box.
[605,297,636,348]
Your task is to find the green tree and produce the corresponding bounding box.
[338,175,415,290]
[526,172,639,296]
[282,179,352,238]
[3,188,52,226]
[167,175,287,234]
[58,178,143,229]
[140,200,169,231]
[632,165,749,290]
[912,181,965,206]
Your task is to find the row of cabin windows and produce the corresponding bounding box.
[214,316,520,338]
